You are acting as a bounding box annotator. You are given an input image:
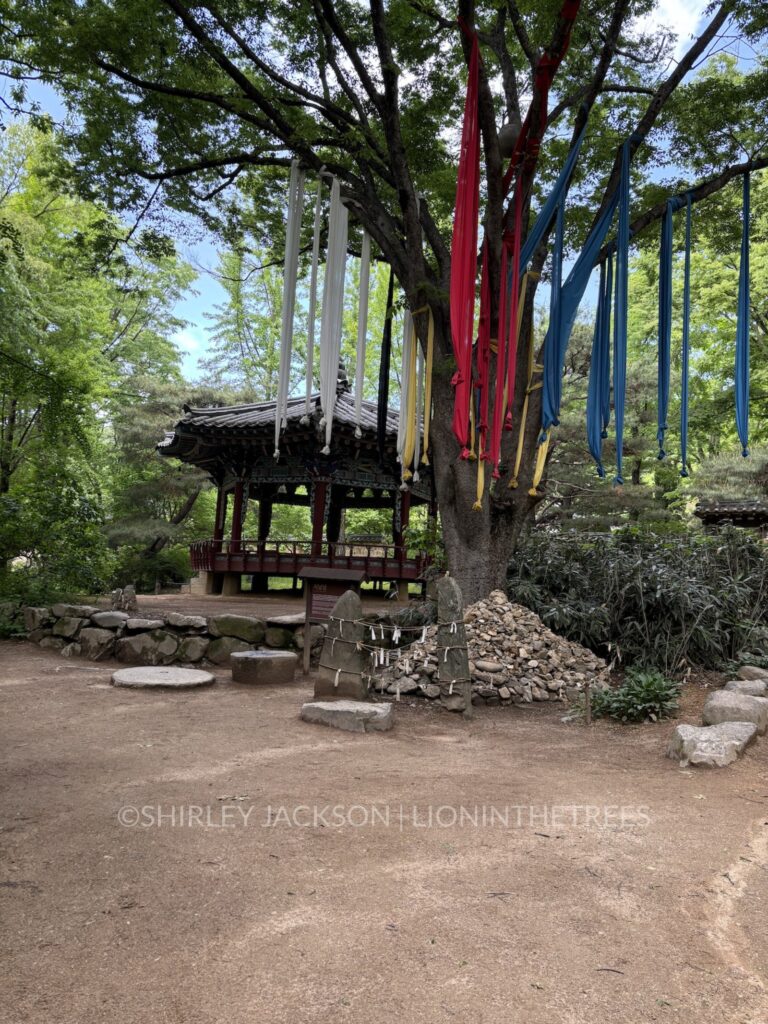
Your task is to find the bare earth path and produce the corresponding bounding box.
[2,639,768,1024]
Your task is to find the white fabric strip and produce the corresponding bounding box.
[302,177,324,425]
[353,230,371,439]
[413,342,424,481]
[396,308,413,471]
[274,160,305,458]
[318,177,348,454]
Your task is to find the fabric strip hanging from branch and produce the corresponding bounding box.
[302,177,324,425]
[421,308,434,465]
[477,242,491,457]
[735,172,751,458]
[274,160,305,458]
[586,254,613,476]
[657,199,674,459]
[504,175,526,435]
[612,140,631,486]
[397,309,414,477]
[541,192,566,437]
[398,312,418,483]
[413,343,424,481]
[353,230,371,439]
[318,177,349,455]
[680,196,692,477]
[487,238,509,476]
[377,268,395,465]
[449,31,480,456]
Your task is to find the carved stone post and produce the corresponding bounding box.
[437,576,472,716]
[314,589,369,700]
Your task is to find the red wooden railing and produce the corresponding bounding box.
[189,537,430,582]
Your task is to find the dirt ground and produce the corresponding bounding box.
[2,639,768,1024]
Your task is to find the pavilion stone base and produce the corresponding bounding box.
[220,573,242,596]
[231,650,298,685]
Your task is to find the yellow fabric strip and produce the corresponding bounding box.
[530,429,551,496]
[468,391,477,460]
[401,317,419,481]
[473,441,485,510]
[421,310,434,464]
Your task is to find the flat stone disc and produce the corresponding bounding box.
[111,667,215,689]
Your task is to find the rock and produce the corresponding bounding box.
[23,607,51,631]
[294,624,324,650]
[724,679,767,697]
[90,611,129,629]
[27,627,52,643]
[52,617,85,639]
[498,686,512,700]
[300,700,393,733]
[424,683,441,699]
[61,642,81,658]
[264,626,294,649]
[112,666,215,689]
[667,722,758,767]
[702,690,768,734]
[475,660,503,673]
[391,678,419,695]
[207,614,265,643]
[51,603,98,618]
[78,627,116,660]
[165,612,208,630]
[39,636,65,651]
[207,636,253,665]
[266,613,305,627]
[115,630,179,666]
[737,665,768,682]
[125,618,165,631]
[176,636,209,663]
[231,649,298,684]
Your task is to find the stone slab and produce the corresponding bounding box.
[91,611,129,629]
[51,603,99,619]
[165,612,208,630]
[702,690,768,734]
[724,678,767,697]
[737,665,768,682]
[52,617,85,639]
[125,618,165,631]
[667,721,758,768]
[231,650,298,685]
[112,666,215,689]
[300,700,393,733]
[266,613,305,627]
[207,614,265,643]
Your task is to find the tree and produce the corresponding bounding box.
[5,0,767,599]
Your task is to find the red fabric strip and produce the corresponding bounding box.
[488,238,509,474]
[449,33,481,450]
[477,241,491,450]
[505,176,525,431]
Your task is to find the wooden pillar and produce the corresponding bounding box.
[327,487,344,545]
[230,479,244,554]
[258,498,273,542]
[393,489,411,550]
[213,485,227,551]
[311,481,328,559]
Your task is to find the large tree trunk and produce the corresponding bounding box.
[424,307,542,604]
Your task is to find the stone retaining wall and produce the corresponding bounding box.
[21,604,325,667]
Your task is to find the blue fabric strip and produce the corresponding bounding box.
[542,194,566,434]
[586,254,613,476]
[657,200,674,459]
[680,195,691,477]
[612,141,631,486]
[735,173,750,458]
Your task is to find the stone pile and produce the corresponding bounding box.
[21,604,325,668]
[374,589,610,705]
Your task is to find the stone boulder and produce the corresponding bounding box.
[165,612,208,630]
[78,627,117,660]
[91,611,129,629]
[737,665,768,682]
[294,624,325,650]
[125,617,165,632]
[724,678,767,697]
[23,607,51,632]
[51,603,98,618]
[38,636,65,651]
[231,650,298,684]
[207,636,253,665]
[667,722,758,767]
[207,614,265,644]
[300,700,393,733]
[115,630,179,666]
[61,642,81,658]
[176,636,209,663]
[264,626,294,649]
[702,690,768,734]
[52,617,85,639]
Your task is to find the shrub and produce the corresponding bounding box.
[507,526,768,674]
[588,668,681,723]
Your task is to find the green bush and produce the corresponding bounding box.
[588,668,681,723]
[110,544,192,593]
[508,526,768,674]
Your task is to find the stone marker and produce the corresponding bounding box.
[112,666,215,689]
[667,722,758,767]
[737,665,768,682]
[724,678,767,697]
[437,577,472,716]
[231,649,298,685]
[315,590,368,700]
[207,613,265,643]
[702,690,768,734]
[300,700,393,733]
